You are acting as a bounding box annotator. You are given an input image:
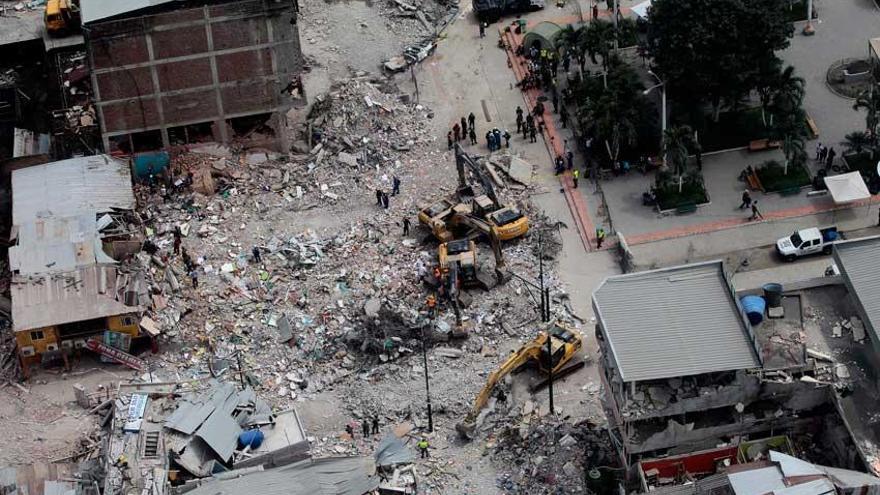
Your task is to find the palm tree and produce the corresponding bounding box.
[557,24,582,63]
[781,133,805,175]
[579,20,613,69]
[774,65,806,108]
[662,125,695,192]
[853,88,880,147]
[756,57,782,126]
[842,131,871,156]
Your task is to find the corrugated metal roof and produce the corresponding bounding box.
[833,236,880,346]
[593,261,760,383]
[772,479,836,495]
[12,155,134,225]
[8,214,117,276]
[80,0,179,24]
[729,466,785,494]
[184,457,379,495]
[11,265,140,331]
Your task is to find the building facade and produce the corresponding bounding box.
[83,0,305,153]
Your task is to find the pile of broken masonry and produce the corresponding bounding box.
[132,76,579,422]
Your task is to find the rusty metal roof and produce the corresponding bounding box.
[11,265,141,332]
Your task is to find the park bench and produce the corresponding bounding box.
[675,202,698,214]
[779,186,801,196]
[805,115,819,139]
[748,139,782,152]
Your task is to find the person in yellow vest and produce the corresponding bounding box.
[596,227,606,249]
[417,438,429,458]
[572,169,580,189]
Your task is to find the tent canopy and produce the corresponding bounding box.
[522,21,564,53]
[825,171,870,204]
[632,0,652,19]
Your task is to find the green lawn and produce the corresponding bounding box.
[655,179,710,210]
[678,107,770,153]
[756,160,811,192]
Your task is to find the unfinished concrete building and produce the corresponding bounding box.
[592,261,852,468]
[81,0,305,153]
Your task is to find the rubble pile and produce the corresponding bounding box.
[132,76,567,420]
[493,419,620,494]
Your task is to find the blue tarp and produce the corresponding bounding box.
[132,151,170,178]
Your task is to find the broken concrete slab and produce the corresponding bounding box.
[506,155,533,186]
[337,151,359,167]
[434,347,463,358]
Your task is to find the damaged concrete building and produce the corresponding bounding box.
[592,261,857,469]
[8,155,143,375]
[81,0,306,154]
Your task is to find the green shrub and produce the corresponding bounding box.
[755,159,811,192]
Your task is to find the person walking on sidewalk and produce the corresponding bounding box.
[739,190,752,209]
[516,111,524,133]
[503,130,511,148]
[453,122,461,142]
[596,227,606,249]
[461,117,468,139]
[750,201,764,221]
[529,124,537,143]
[468,112,476,130]
[572,169,579,188]
[815,142,823,161]
[469,126,477,145]
[417,438,429,458]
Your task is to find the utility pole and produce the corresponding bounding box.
[612,0,619,53]
[421,311,434,432]
[538,234,554,416]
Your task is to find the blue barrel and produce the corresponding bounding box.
[238,429,265,449]
[741,295,766,325]
[763,283,783,308]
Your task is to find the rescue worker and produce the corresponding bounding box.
[596,227,606,249]
[417,438,429,458]
[573,169,580,189]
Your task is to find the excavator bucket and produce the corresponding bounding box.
[455,420,477,439]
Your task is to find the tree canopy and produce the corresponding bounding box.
[647,0,794,120]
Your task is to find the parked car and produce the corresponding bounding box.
[473,0,543,23]
[776,226,840,261]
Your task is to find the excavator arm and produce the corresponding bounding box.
[455,337,545,438]
[454,143,501,208]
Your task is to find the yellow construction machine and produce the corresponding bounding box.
[419,144,529,242]
[455,322,583,439]
[45,0,80,35]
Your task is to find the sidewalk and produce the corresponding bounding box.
[504,1,880,253]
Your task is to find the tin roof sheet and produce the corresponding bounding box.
[592,261,760,383]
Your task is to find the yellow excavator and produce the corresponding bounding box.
[455,322,583,439]
[419,144,529,242]
[435,230,508,337]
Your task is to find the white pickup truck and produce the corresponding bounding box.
[776,226,840,261]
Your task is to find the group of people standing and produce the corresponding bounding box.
[448,113,478,149]
[815,142,837,168]
[375,175,401,210]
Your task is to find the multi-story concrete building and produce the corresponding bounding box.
[81,0,305,153]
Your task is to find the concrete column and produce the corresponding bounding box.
[204,5,229,144]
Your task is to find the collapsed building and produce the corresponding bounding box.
[592,260,866,473]
[637,443,880,494]
[8,155,144,376]
[81,0,306,154]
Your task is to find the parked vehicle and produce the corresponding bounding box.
[473,0,543,23]
[776,226,840,261]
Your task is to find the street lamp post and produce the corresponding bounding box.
[420,321,434,433]
[644,71,667,168]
